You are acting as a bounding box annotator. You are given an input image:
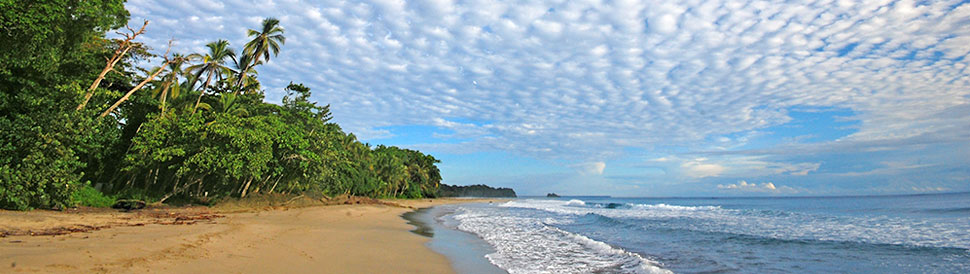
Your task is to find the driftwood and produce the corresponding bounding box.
[111,199,147,211]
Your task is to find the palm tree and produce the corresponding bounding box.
[229,53,262,94]
[187,40,236,112]
[152,53,193,113]
[214,93,249,117]
[237,18,285,88]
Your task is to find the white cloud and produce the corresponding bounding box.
[680,158,725,178]
[571,161,606,176]
[646,155,819,179]
[125,0,970,193]
[718,180,796,193]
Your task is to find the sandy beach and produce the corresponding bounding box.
[0,198,502,273]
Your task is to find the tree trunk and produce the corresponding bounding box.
[78,46,132,110]
[192,73,214,113]
[235,53,259,93]
[159,80,172,113]
[172,175,181,193]
[268,176,283,193]
[143,168,153,189]
[78,20,148,111]
[99,65,168,118]
[159,178,200,204]
[234,65,248,93]
[124,173,136,190]
[150,167,159,189]
[240,177,255,198]
[256,175,271,193]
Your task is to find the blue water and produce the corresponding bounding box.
[446,192,970,273]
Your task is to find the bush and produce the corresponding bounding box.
[71,185,116,207]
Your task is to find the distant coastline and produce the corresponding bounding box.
[438,184,516,198]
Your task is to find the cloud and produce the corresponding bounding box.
[644,155,819,179]
[680,158,725,178]
[126,0,970,158]
[911,186,949,192]
[571,161,606,175]
[718,180,796,193]
[125,0,970,194]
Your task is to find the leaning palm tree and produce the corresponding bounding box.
[229,53,262,94]
[187,40,236,112]
[236,18,285,88]
[151,53,193,113]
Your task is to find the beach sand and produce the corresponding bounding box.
[0,198,502,273]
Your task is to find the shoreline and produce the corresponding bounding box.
[0,198,505,273]
[404,203,508,274]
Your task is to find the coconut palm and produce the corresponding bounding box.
[214,93,249,117]
[236,18,285,87]
[187,40,236,112]
[229,53,262,94]
[151,53,193,113]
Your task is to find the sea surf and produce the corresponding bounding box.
[430,192,970,273]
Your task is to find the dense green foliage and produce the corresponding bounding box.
[1,2,442,210]
[1,0,132,209]
[438,184,517,198]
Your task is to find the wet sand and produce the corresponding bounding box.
[0,198,503,273]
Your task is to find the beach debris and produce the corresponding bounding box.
[0,209,224,237]
[112,200,147,211]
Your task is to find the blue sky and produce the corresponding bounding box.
[128,0,970,196]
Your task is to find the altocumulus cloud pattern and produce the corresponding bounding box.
[127,0,970,195]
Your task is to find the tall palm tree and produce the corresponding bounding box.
[237,18,285,88]
[187,40,236,112]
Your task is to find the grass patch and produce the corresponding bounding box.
[211,193,324,212]
[71,185,117,208]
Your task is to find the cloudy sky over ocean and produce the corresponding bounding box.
[127,0,970,196]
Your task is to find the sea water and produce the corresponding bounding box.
[439,192,970,273]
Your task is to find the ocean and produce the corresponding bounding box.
[424,192,970,273]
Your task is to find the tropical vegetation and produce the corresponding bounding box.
[0,1,442,210]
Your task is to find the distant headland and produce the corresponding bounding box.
[438,184,517,198]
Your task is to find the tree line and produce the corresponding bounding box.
[0,1,441,210]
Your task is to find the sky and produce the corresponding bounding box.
[126,0,970,196]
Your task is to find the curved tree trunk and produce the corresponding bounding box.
[235,53,260,92]
[78,21,148,111]
[99,65,168,118]
[78,46,131,110]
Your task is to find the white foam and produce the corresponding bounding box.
[499,199,970,249]
[500,199,729,220]
[454,206,672,274]
[565,199,586,206]
[631,203,721,211]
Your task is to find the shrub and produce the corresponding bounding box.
[71,185,116,208]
